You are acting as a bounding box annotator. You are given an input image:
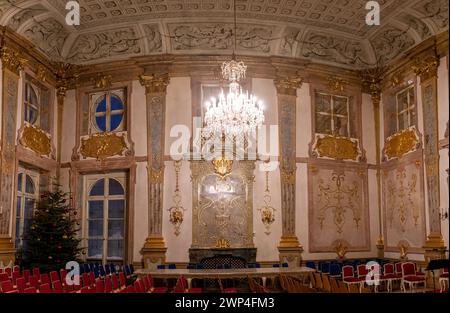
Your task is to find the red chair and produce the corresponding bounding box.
[95,279,105,293]
[381,263,401,292]
[5,267,12,277]
[32,268,40,278]
[24,286,37,293]
[60,269,67,284]
[401,262,426,292]
[40,273,50,285]
[142,275,150,292]
[16,277,26,293]
[134,280,144,293]
[23,269,31,283]
[1,280,14,293]
[28,275,40,289]
[13,265,20,272]
[52,280,64,293]
[50,271,60,283]
[357,264,369,279]
[104,277,113,293]
[12,271,21,285]
[179,276,202,293]
[111,273,119,291]
[0,273,9,282]
[218,279,237,293]
[119,272,126,289]
[395,263,403,276]
[173,276,186,293]
[82,272,91,287]
[80,286,91,293]
[89,272,95,285]
[0,268,3,273]
[413,263,425,276]
[39,283,52,293]
[125,285,135,293]
[342,265,362,291]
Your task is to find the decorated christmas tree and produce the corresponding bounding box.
[21,189,83,272]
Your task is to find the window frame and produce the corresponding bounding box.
[314,91,351,137]
[15,167,39,249]
[22,72,53,133]
[89,89,126,134]
[395,84,416,133]
[83,173,127,264]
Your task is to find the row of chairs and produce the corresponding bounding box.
[80,263,134,278]
[164,263,289,270]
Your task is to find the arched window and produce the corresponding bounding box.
[93,93,125,132]
[15,169,38,249]
[85,175,126,264]
[24,82,39,125]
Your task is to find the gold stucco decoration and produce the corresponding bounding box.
[215,238,231,248]
[80,132,127,160]
[316,135,359,160]
[384,127,419,160]
[212,156,233,178]
[168,160,185,236]
[20,125,52,156]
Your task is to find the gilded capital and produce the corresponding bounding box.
[412,55,439,82]
[53,61,80,96]
[0,46,27,74]
[360,67,383,103]
[274,76,303,95]
[327,76,347,92]
[139,73,170,94]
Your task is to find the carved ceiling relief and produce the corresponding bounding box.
[309,165,370,252]
[383,161,425,250]
[370,25,415,63]
[0,0,448,67]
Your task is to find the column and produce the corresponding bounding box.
[139,73,170,269]
[274,76,303,266]
[0,46,24,265]
[413,54,447,261]
[362,70,384,258]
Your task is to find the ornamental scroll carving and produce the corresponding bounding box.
[383,159,426,251]
[79,132,129,160]
[312,134,362,161]
[308,164,370,252]
[383,127,420,160]
[19,124,52,157]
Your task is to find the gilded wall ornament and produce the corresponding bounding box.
[80,132,127,160]
[399,243,408,259]
[258,162,276,235]
[92,74,112,89]
[317,172,361,234]
[212,156,233,178]
[36,65,48,82]
[139,73,170,94]
[20,124,52,156]
[0,46,27,74]
[167,160,185,236]
[314,135,360,160]
[411,55,439,81]
[274,76,303,95]
[327,76,347,92]
[335,242,348,259]
[150,169,163,184]
[386,168,419,232]
[384,127,419,160]
[216,238,231,248]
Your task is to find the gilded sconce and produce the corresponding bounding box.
[167,160,185,236]
[258,161,276,235]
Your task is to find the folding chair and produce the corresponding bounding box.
[39,283,52,293]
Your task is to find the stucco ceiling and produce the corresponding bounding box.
[0,0,448,69]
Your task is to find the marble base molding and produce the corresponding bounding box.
[278,235,303,267]
[0,237,15,266]
[141,236,167,270]
[189,248,257,265]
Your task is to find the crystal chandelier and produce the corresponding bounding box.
[203,0,264,139]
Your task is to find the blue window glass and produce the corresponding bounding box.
[89,201,104,218]
[110,114,123,131]
[96,97,107,113]
[109,179,124,195]
[108,200,125,219]
[95,116,107,132]
[90,179,105,196]
[110,95,123,110]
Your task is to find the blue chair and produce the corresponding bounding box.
[247,263,255,268]
[84,264,91,273]
[305,261,316,270]
[320,262,330,274]
[104,264,111,275]
[224,264,231,269]
[99,265,106,277]
[255,263,261,268]
[124,264,132,276]
[93,265,100,278]
[157,265,165,269]
[129,264,134,274]
[88,263,95,272]
[187,264,196,269]
[80,265,85,274]
[282,263,288,268]
[196,264,204,269]
[329,263,341,277]
[168,264,176,269]
[272,264,280,268]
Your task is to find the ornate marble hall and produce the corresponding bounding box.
[0,0,448,294]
